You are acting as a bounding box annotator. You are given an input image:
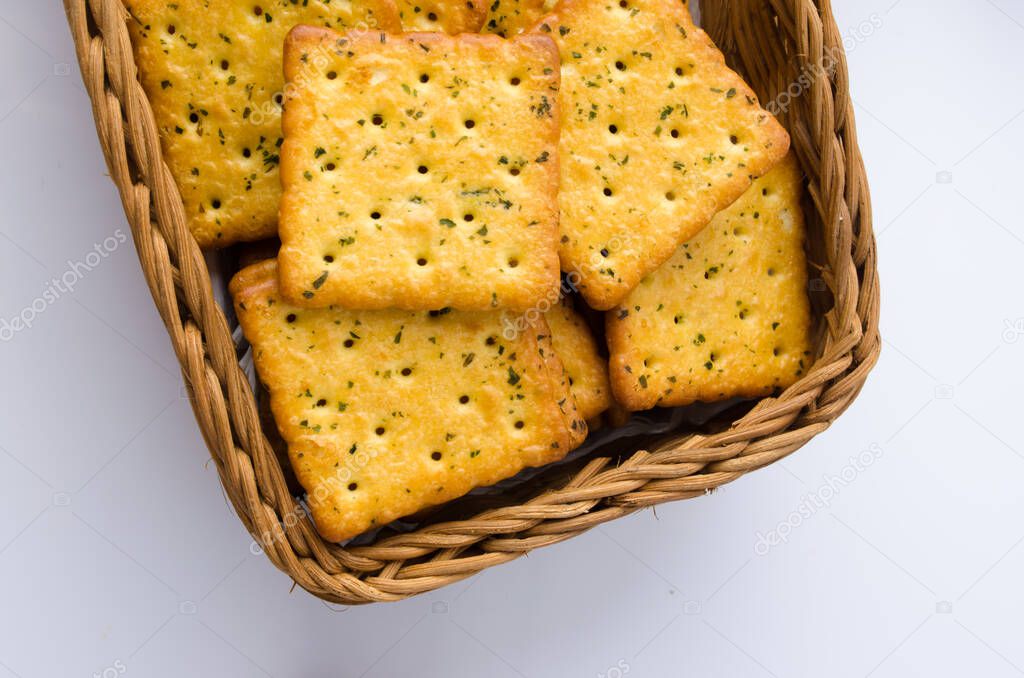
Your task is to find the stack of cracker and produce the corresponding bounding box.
[126,0,810,542]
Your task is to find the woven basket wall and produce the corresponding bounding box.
[63,0,880,604]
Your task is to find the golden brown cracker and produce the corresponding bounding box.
[278,27,563,312]
[231,259,586,542]
[124,0,401,248]
[546,298,612,421]
[396,0,487,33]
[607,154,812,410]
[484,0,551,37]
[531,0,790,309]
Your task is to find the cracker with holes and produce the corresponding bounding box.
[545,297,612,421]
[278,27,562,312]
[231,259,586,542]
[606,154,812,410]
[124,0,402,248]
[531,0,790,309]
[483,0,550,37]
[396,0,487,33]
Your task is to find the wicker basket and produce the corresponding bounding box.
[64,0,879,604]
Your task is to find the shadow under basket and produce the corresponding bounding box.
[64,0,880,604]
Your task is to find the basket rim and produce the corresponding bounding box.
[63,0,880,604]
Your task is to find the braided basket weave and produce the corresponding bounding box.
[64,0,879,604]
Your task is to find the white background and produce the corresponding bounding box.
[1,1,1022,676]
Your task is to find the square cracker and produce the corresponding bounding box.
[231,259,586,542]
[396,0,487,33]
[545,297,612,421]
[531,0,790,309]
[124,0,401,248]
[607,154,812,411]
[278,27,562,312]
